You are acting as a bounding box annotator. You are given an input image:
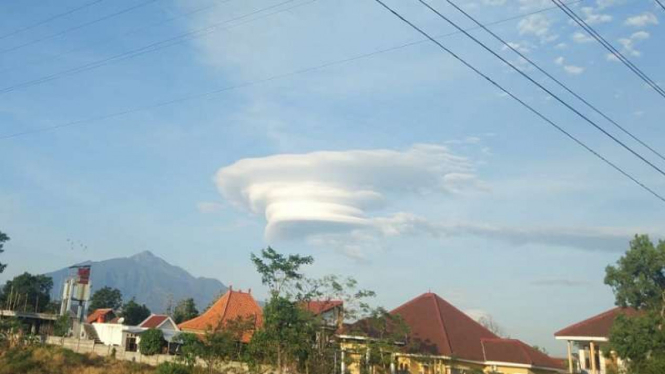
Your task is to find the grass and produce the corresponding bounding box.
[0,344,156,374]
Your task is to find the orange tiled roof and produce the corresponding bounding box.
[86,308,116,324]
[302,300,343,315]
[178,288,263,342]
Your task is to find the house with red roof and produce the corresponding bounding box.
[554,307,638,374]
[178,287,262,343]
[339,292,563,374]
[302,300,344,328]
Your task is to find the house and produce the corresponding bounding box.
[554,307,638,374]
[340,292,564,374]
[178,287,262,343]
[302,300,344,328]
[123,314,182,353]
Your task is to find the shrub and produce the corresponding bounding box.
[139,328,164,356]
[156,362,193,374]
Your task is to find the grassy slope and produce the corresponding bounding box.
[0,345,156,374]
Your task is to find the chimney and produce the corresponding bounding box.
[248,288,252,294]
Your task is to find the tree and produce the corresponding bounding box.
[0,230,8,274]
[121,299,151,326]
[173,298,199,324]
[250,247,313,298]
[605,235,665,315]
[53,315,71,337]
[250,247,314,374]
[173,332,201,368]
[198,327,238,374]
[477,315,508,338]
[89,286,123,311]
[605,235,665,373]
[0,272,53,312]
[139,328,165,355]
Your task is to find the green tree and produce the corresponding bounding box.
[250,247,313,298]
[173,332,201,368]
[173,298,199,324]
[89,286,123,312]
[53,315,71,337]
[121,299,151,326]
[139,328,165,355]
[0,230,8,274]
[199,327,237,374]
[0,273,53,312]
[605,235,665,373]
[250,247,314,374]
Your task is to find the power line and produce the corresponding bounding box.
[0,0,599,141]
[370,0,665,203]
[444,0,665,163]
[0,0,312,95]
[0,0,161,55]
[0,0,580,94]
[416,0,665,179]
[0,0,107,41]
[655,0,665,12]
[551,0,665,100]
[0,0,234,76]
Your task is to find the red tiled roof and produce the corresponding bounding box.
[554,307,639,339]
[139,314,169,329]
[178,289,263,342]
[86,308,116,324]
[391,292,499,361]
[481,338,564,369]
[346,292,562,370]
[302,300,343,315]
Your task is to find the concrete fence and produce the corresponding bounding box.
[44,336,269,372]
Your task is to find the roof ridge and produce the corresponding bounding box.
[554,307,625,336]
[432,293,454,355]
[516,340,533,364]
[219,289,232,328]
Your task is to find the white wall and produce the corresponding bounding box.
[92,323,126,346]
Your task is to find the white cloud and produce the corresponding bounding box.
[501,41,531,54]
[581,7,613,25]
[572,31,594,43]
[517,14,558,43]
[372,212,658,253]
[215,145,480,242]
[482,0,507,5]
[554,56,565,65]
[631,31,650,40]
[563,65,585,75]
[214,147,660,258]
[624,12,659,27]
[617,31,650,57]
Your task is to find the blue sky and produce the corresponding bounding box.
[1,0,664,355]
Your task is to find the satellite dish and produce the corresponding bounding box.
[118,317,125,324]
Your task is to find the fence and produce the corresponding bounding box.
[44,336,262,371]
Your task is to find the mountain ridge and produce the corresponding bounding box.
[46,250,226,313]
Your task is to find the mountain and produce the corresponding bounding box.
[46,251,226,313]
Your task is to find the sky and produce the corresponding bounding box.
[1,0,664,355]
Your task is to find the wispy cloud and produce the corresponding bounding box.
[580,7,612,25]
[214,146,659,259]
[518,14,558,43]
[624,12,659,27]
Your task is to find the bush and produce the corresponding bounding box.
[139,329,164,356]
[155,362,193,374]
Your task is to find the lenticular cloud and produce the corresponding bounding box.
[215,144,477,241]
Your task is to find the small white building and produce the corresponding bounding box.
[90,312,180,353]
